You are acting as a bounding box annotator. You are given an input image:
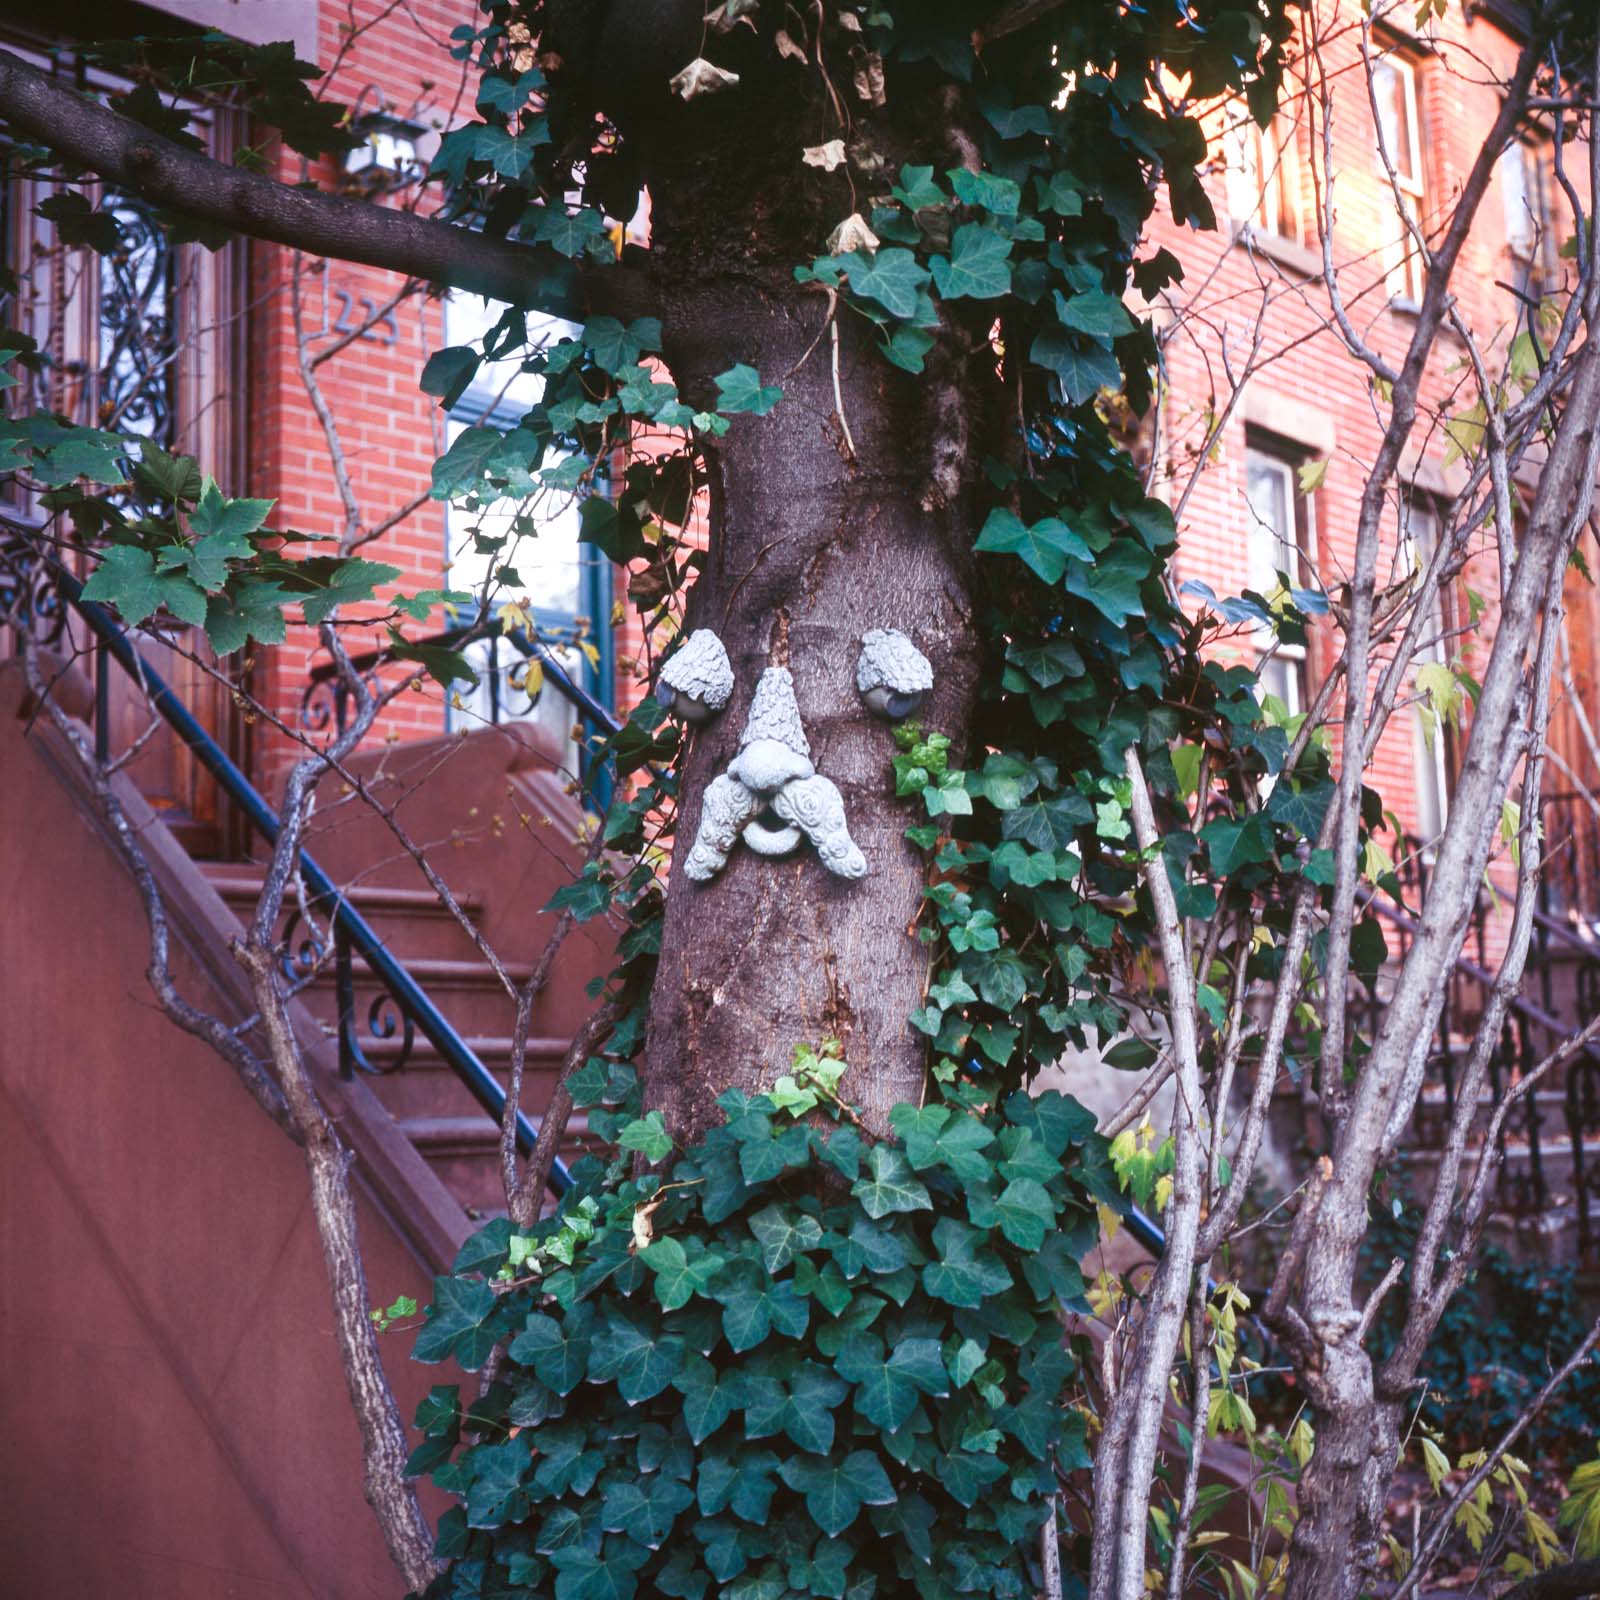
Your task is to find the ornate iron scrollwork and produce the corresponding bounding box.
[333,923,416,1078]
[98,193,177,447]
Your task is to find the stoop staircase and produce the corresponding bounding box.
[200,864,593,1218]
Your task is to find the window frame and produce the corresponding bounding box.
[1371,50,1428,305]
[1243,439,1318,718]
[1399,494,1454,842]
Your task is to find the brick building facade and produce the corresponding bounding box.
[7,0,1595,852]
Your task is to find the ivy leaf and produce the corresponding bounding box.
[588,1315,685,1402]
[923,1218,1013,1308]
[641,1236,726,1310]
[851,1145,932,1219]
[412,1275,497,1366]
[778,1451,897,1538]
[834,1332,948,1432]
[974,507,1090,584]
[1056,289,1136,343]
[716,1271,811,1351]
[585,315,663,375]
[600,1476,695,1549]
[535,206,609,257]
[617,1111,674,1162]
[473,121,550,178]
[993,1176,1055,1250]
[747,1203,823,1273]
[714,364,783,415]
[476,68,545,115]
[890,1104,996,1184]
[1030,330,1121,405]
[1001,792,1092,852]
[508,1307,593,1393]
[674,1353,742,1445]
[421,346,481,409]
[892,165,946,210]
[930,224,1013,299]
[81,546,207,628]
[463,1435,532,1528]
[550,1538,651,1600]
[784,1362,850,1453]
[839,246,931,318]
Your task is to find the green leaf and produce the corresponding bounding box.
[838,247,931,319]
[507,1308,592,1393]
[585,315,663,375]
[974,507,1091,585]
[715,1271,811,1352]
[642,1236,726,1310]
[1030,330,1121,404]
[188,478,274,540]
[601,1476,694,1549]
[1056,289,1135,342]
[81,546,207,628]
[851,1146,932,1219]
[535,206,609,257]
[473,121,550,178]
[930,224,1013,300]
[714,364,783,416]
[993,1176,1054,1250]
[674,1353,743,1445]
[550,1538,651,1600]
[464,1435,531,1528]
[588,1315,684,1402]
[948,168,1020,215]
[747,1203,823,1273]
[923,1217,1013,1308]
[299,557,401,625]
[889,1104,996,1184]
[778,1451,896,1538]
[421,346,481,409]
[892,165,946,210]
[834,1332,948,1432]
[476,68,545,114]
[413,1274,497,1367]
[617,1111,674,1162]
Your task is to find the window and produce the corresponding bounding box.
[1499,136,1552,289]
[1226,115,1303,246]
[439,292,611,768]
[1244,443,1315,716]
[1372,52,1426,304]
[1401,497,1452,842]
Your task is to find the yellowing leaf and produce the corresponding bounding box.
[670,58,741,99]
[1296,458,1328,494]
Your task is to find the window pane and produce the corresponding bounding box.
[443,417,584,616]
[442,295,576,419]
[1372,59,1416,185]
[1246,453,1295,590]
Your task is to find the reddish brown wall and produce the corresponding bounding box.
[0,671,454,1600]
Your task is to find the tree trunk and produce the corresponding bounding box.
[642,279,981,1139]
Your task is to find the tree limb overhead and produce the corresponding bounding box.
[0,46,578,311]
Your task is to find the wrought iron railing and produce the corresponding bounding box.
[1365,828,1600,1256]
[300,614,620,810]
[1,544,576,1199]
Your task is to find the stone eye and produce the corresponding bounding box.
[658,629,734,723]
[856,628,933,721]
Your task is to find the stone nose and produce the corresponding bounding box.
[727,736,814,795]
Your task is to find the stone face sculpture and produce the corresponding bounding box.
[683,666,868,882]
[856,627,933,719]
[658,628,735,722]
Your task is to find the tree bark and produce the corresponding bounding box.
[617,22,990,1138]
[641,280,981,1140]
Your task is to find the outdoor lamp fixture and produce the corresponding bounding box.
[343,89,425,188]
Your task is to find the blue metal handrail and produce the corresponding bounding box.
[52,569,574,1198]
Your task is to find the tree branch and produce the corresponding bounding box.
[0,46,611,313]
